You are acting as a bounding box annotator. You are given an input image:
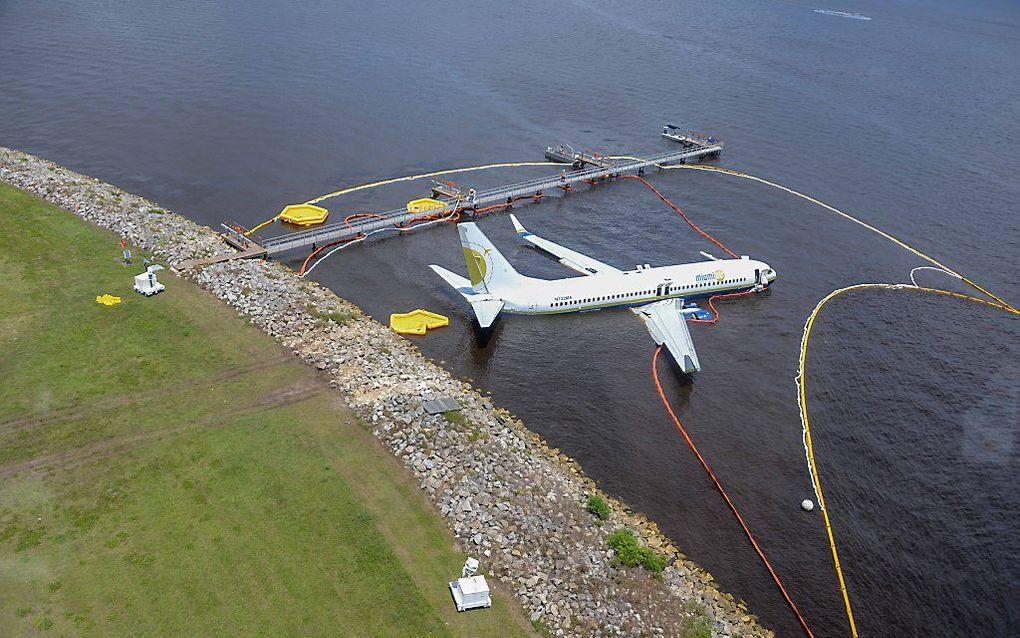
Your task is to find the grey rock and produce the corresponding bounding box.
[0,147,773,638]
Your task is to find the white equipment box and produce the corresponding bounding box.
[449,575,491,612]
[134,265,165,296]
[450,557,491,611]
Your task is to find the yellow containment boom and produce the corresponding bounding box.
[406,198,446,214]
[280,203,329,227]
[390,309,449,335]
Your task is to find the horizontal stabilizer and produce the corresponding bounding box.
[429,264,473,295]
[431,264,504,327]
[510,214,620,276]
[635,300,701,373]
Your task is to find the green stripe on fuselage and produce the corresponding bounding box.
[521,283,754,315]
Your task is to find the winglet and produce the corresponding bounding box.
[509,214,530,237]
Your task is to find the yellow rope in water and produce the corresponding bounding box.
[245,214,283,236]
[641,161,1018,636]
[305,161,562,205]
[659,164,1017,313]
[798,284,1014,637]
[245,161,565,237]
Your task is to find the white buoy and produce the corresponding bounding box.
[801,499,815,512]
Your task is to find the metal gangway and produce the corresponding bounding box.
[543,144,612,168]
[258,143,721,256]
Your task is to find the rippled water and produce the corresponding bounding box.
[3,0,1018,634]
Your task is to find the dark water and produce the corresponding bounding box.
[3,1,1018,634]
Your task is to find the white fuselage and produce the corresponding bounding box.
[498,257,776,314]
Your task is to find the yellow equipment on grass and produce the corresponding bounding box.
[96,294,122,306]
[390,309,449,335]
[280,203,329,226]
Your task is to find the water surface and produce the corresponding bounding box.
[3,1,1019,634]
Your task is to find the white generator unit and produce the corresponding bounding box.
[134,265,165,296]
[449,557,491,612]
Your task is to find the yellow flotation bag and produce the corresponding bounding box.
[280,203,329,226]
[390,309,449,335]
[406,198,445,214]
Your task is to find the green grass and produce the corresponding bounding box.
[606,529,667,574]
[585,495,610,522]
[440,411,468,428]
[690,615,713,638]
[305,303,354,325]
[0,184,534,637]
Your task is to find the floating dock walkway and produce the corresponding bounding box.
[249,133,720,257]
[212,128,722,260]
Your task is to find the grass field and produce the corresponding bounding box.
[0,184,533,637]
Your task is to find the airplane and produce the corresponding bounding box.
[429,215,777,373]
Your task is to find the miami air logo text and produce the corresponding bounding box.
[695,270,726,283]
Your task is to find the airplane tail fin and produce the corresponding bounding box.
[429,264,505,328]
[457,222,523,294]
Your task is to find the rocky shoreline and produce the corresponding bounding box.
[0,147,772,638]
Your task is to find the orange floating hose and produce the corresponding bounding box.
[622,174,739,259]
[652,347,815,638]
[689,289,756,324]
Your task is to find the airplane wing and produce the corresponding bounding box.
[510,214,621,277]
[634,300,701,373]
